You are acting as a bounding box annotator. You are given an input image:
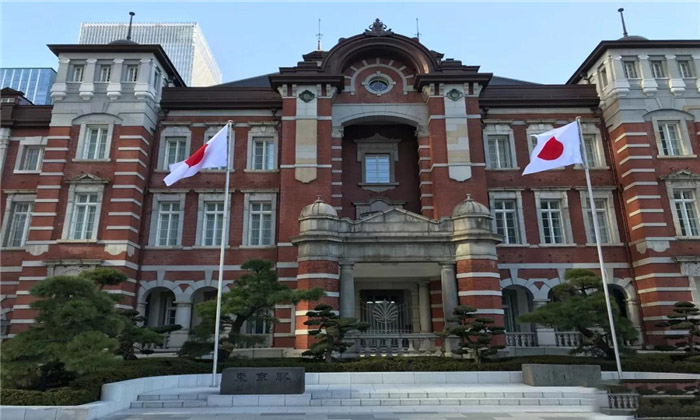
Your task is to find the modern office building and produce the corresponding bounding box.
[79,22,222,86]
[1,20,699,354]
[0,68,56,105]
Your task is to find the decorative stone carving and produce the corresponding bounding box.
[298,90,315,103]
[364,19,393,36]
[445,88,464,101]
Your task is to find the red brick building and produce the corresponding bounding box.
[2,21,699,353]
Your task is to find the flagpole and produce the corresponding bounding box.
[576,116,624,380]
[211,120,233,387]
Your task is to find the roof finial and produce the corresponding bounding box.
[617,8,628,38]
[126,11,135,41]
[466,193,472,201]
[415,18,421,41]
[316,18,323,51]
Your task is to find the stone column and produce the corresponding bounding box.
[418,281,432,333]
[694,55,700,92]
[626,298,643,341]
[666,55,687,95]
[107,58,124,100]
[339,262,355,318]
[134,58,154,100]
[169,301,192,348]
[50,58,70,101]
[638,55,658,96]
[533,299,556,346]
[0,128,10,177]
[78,58,97,100]
[609,54,631,97]
[440,263,458,323]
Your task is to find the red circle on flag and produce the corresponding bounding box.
[185,144,208,167]
[537,136,564,161]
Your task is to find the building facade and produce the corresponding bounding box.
[0,68,57,105]
[79,22,222,87]
[1,21,699,353]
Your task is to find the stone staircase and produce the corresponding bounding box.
[130,385,599,410]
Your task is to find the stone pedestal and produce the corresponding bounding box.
[522,364,601,387]
[220,367,305,395]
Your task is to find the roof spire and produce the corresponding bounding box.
[316,18,323,51]
[415,18,421,41]
[617,8,628,38]
[126,11,135,41]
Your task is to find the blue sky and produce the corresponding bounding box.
[1,2,699,85]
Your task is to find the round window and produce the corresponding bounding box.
[368,78,389,93]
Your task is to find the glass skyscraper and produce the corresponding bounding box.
[0,68,57,105]
[78,22,222,87]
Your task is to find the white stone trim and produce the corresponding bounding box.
[533,189,573,245]
[13,136,46,174]
[149,193,186,246]
[0,192,36,248]
[483,124,518,170]
[648,111,694,157]
[664,173,700,238]
[74,116,118,161]
[242,192,277,247]
[61,182,105,241]
[579,189,620,244]
[246,124,278,171]
[157,125,191,171]
[488,190,527,245]
[195,192,231,247]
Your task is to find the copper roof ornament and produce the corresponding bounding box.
[365,18,393,36]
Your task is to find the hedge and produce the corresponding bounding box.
[0,388,94,406]
[3,355,699,406]
[637,397,700,418]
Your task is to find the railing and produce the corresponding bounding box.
[555,331,582,347]
[349,333,440,357]
[505,332,538,347]
[608,393,640,411]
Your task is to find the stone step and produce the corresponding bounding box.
[137,393,211,401]
[308,391,592,400]
[131,400,207,408]
[203,394,596,408]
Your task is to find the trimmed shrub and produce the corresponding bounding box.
[1,388,94,406]
[637,397,700,418]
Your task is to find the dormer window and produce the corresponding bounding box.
[70,65,84,82]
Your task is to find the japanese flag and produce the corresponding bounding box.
[164,125,229,186]
[522,121,583,175]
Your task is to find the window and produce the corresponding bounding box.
[650,60,666,78]
[80,125,109,160]
[3,202,32,247]
[540,199,564,244]
[69,193,99,240]
[658,121,683,156]
[599,66,608,88]
[582,134,602,167]
[623,61,639,79]
[492,199,521,244]
[248,202,272,246]
[125,65,138,82]
[162,137,187,169]
[365,154,391,183]
[252,138,275,170]
[156,201,181,246]
[18,145,43,171]
[678,60,693,78]
[583,198,612,243]
[201,201,225,246]
[487,135,514,169]
[98,65,111,82]
[153,67,161,88]
[70,65,84,82]
[673,190,699,237]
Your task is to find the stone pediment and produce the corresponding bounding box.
[339,207,452,236]
[66,173,109,184]
[661,169,700,181]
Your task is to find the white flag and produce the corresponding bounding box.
[164,125,229,186]
[522,121,583,175]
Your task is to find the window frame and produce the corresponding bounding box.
[598,64,609,88]
[651,117,693,158]
[534,190,573,246]
[364,153,392,183]
[246,124,278,172]
[125,64,139,83]
[579,189,621,245]
[157,126,191,172]
[650,59,667,79]
[355,133,400,191]
[623,60,640,79]
[61,181,105,242]
[75,123,114,161]
[97,64,112,83]
[13,136,46,174]
[242,192,277,248]
[488,190,527,246]
[672,189,700,238]
[148,193,186,247]
[678,59,694,79]
[69,64,85,82]
[195,193,230,247]
[483,124,517,170]
[0,193,35,249]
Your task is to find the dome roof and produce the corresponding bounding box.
[300,197,337,218]
[108,39,139,46]
[617,35,648,41]
[452,194,490,218]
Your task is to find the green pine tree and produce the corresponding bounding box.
[302,304,369,363]
[447,305,505,364]
[519,268,637,359]
[656,301,700,352]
